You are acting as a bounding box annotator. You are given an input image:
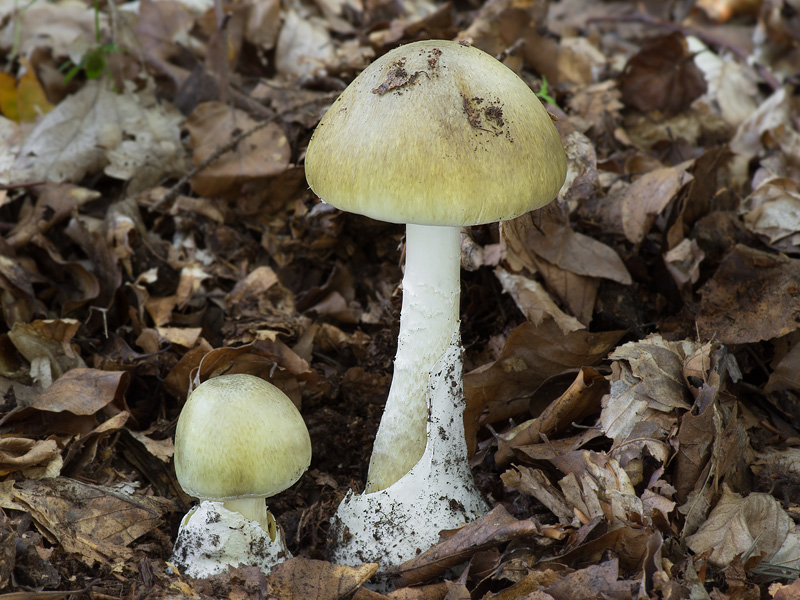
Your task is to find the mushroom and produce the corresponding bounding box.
[170,373,312,578]
[305,40,566,570]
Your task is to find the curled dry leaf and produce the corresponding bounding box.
[766,343,800,392]
[164,338,318,406]
[30,368,130,416]
[687,36,759,129]
[501,465,574,523]
[495,366,607,466]
[619,164,694,245]
[686,484,799,569]
[7,319,86,388]
[464,320,623,453]
[502,211,631,285]
[495,267,585,334]
[0,437,61,478]
[0,0,96,60]
[600,335,693,445]
[135,0,196,64]
[557,451,642,528]
[741,178,800,254]
[274,9,335,79]
[5,184,100,249]
[545,559,631,600]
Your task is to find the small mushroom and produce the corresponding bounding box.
[305,39,566,571]
[170,373,312,578]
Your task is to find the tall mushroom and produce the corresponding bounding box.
[305,39,566,569]
[171,373,312,577]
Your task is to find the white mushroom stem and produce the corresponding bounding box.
[223,497,273,537]
[330,332,488,577]
[366,223,461,493]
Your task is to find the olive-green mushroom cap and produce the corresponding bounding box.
[174,374,312,501]
[305,39,567,227]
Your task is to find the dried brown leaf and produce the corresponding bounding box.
[600,335,693,445]
[164,339,318,406]
[618,32,707,114]
[0,477,172,566]
[545,559,631,600]
[501,466,573,522]
[269,557,378,600]
[11,81,185,190]
[6,184,100,249]
[186,102,290,197]
[495,367,607,465]
[685,485,795,568]
[31,368,129,416]
[494,267,585,334]
[464,320,622,453]
[7,319,86,387]
[0,437,61,477]
[391,505,541,587]
[674,399,719,505]
[502,212,632,285]
[274,9,335,79]
[741,178,800,254]
[135,0,195,64]
[556,451,642,527]
[698,244,800,344]
[620,164,693,245]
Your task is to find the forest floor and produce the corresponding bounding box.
[1,0,800,598]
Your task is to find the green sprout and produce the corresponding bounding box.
[536,76,558,107]
[58,0,124,84]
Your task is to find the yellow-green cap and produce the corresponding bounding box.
[174,374,312,501]
[305,39,567,226]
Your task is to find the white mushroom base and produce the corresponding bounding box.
[328,334,488,572]
[171,501,290,578]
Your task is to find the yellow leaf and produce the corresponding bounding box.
[0,72,19,121]
[17,60,54,122]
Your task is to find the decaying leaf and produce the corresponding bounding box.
[185,101,291,197]
[618,32,707,114]
[741,178,800,254]
[0,477,172,566]
[10,80,185,190]
[30,368,129,416]
[556,451,642,529]
[698,244,800,344]
[505,210,632,286]
[495,367,607,465]
[0,437,61,478]
[545,559,631,600]
[269,557,378,599]
[619,164,694,245]
[502,465,574,523]
[7,319,86,388]
[600,335,693,445]
[686,484,800,569]
[495,267,585,334]
[464,320,623,453]
[391,505,543,587]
